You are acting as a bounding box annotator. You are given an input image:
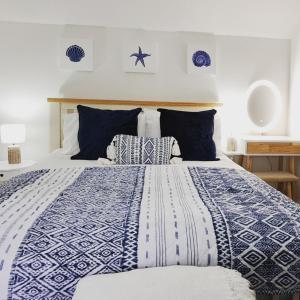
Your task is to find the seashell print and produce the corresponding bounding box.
[192,50,211,68]
[66,45,85,62]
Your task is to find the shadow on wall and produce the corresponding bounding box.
[57,63,218,102]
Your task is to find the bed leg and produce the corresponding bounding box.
[293,293,300,300]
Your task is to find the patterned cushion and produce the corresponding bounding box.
[107,134,181,165]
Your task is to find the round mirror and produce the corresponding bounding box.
[247,80,281,129]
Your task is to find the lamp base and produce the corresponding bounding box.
[8,145,21,164]
[227,137,237,152]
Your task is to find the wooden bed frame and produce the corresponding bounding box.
[47,98,222,150]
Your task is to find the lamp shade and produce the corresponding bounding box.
[0,124,26,144]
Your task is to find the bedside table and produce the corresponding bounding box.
[241,136,300,200]
[0,160,37,183]
[223,151,244,166]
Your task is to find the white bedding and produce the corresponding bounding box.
[33,149,242,170]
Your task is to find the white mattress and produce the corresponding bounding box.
[33,149,243,170]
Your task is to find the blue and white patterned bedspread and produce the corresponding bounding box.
[0,165,299,299]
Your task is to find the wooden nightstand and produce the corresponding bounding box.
[0,160,37,184]
[241,136,300,200]
[223,151,244,166]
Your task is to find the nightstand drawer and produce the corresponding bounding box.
[246,142,300,154]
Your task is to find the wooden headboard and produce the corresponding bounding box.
[48,98,222,150]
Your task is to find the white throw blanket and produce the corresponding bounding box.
[73,266,255,300]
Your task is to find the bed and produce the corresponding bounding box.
[1,99,300,300]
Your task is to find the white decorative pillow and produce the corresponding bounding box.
[137,109,161,138]
[143,108,161,138]
[214,114,222,156]
[107,134,182,165]
[62,113,80,155]
[137,112,146,137]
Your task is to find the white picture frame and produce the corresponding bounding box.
[60,38,93,71]
[123,42,157,73]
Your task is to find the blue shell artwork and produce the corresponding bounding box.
[66,45,85,62]
[192,50,211,68]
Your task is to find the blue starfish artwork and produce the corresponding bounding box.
[130,46,151,67]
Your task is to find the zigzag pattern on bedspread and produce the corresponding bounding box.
[5,167,145,300]
[0,165,299,300]
[189,167,300,295]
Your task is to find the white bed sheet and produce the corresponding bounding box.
[33,149,242,170]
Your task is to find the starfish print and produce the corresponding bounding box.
[130,46,151,67]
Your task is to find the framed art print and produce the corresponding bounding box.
[123,42,157,73]
[187,36,216,75]
[60,38,93,71]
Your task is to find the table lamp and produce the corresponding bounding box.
[0,124,26,164]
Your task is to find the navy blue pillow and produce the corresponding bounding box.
[158,108,218,161]
[71,105,142,160]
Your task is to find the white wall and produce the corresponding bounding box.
[0,22,291,162]
[289,28,300,201]
[289,30,300,137]
[1,0,300,39]
[217,35,290,139]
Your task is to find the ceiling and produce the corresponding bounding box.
[1,0,300,39]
